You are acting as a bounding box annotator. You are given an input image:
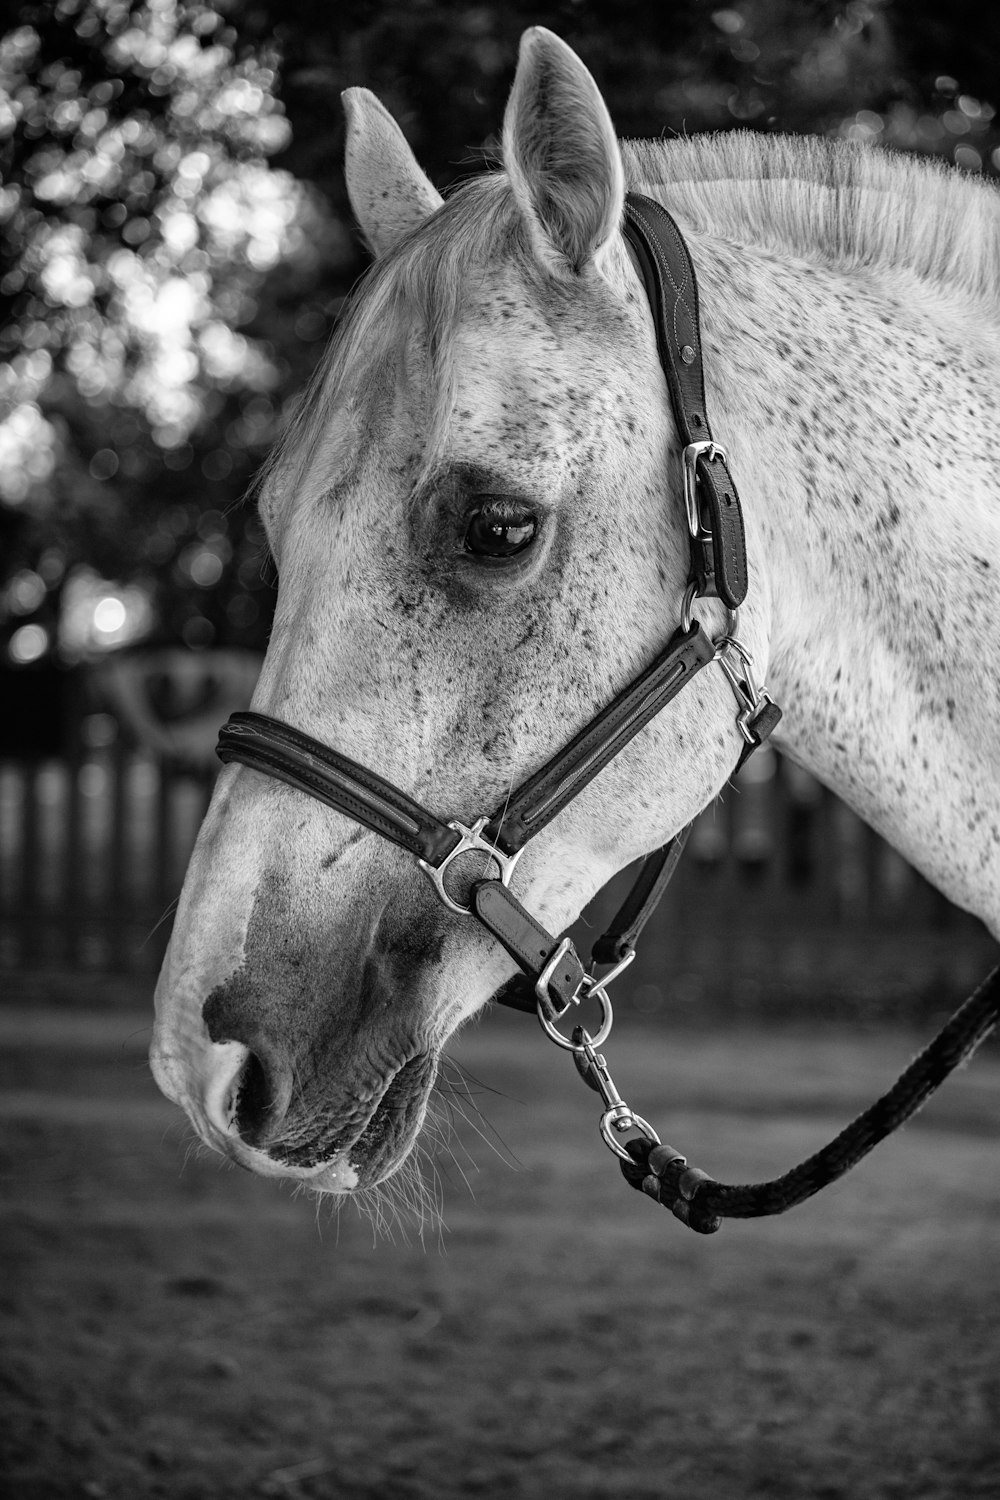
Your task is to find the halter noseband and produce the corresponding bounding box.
[216,196,781,1120]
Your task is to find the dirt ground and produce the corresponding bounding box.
[2,995,999,1500]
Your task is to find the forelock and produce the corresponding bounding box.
[256,173,536,510]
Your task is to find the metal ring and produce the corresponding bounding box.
[680,580,698,634]
[599,1109,661,1161]
[711,610,747,661]
[537,988,614,1051]
[418,817,521,917]
[682,587,740,645]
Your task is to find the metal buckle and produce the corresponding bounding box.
[682,440,727,539]
[418,816,522,916]
[534,946,635,1051]
[534,937,578,1016]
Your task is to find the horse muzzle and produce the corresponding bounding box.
[151,1005,439,1192]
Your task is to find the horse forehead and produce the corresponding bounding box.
[451,280,637,442]
[446,313,632,477]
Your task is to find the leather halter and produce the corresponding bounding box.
[216,193,781,1023]
[213,194,1000,1237]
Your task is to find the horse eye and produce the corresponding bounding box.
[464,502,538,559]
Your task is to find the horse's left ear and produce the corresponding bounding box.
[503,28,625,275]
[342,88,444,257]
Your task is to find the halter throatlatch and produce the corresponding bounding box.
[215,193,996,1232]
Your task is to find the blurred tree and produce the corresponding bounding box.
[0,0,348,658]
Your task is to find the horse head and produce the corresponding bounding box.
[150,29,770,1197]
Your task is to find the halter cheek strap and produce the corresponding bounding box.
[623,193,748,609]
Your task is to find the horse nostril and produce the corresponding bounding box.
[203,987,295,1147]
[229,1048,291,1147]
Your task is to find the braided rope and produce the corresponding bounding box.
[622,964,1000,1234]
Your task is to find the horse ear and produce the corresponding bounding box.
[502,28,625,274]
[342,88,444,257]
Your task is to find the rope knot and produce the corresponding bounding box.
[620,1140,722,1234]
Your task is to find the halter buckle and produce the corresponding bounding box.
[418,816,522,917]
[534,944,635,1049]
[682,440,727,539]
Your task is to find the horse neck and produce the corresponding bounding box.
[687,219,1000,932]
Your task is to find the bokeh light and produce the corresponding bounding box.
[9,623,49,664]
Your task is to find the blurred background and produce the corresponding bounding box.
[4,8,1000,1500]
[1,0,997,1005]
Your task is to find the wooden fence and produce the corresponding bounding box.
[0,740,214,975]
[0,735,992,1012]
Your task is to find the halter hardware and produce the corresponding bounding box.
[417,816,522,916]
[535,942,635,1042]
[682,438,727,539]
[715,634,780,749]
[536,947,657,1163]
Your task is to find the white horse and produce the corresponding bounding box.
[151,28,1000,1201]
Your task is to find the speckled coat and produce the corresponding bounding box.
[151,28,1000,1204]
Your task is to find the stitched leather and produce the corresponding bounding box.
[488,623,714,854]
[624,193,748,608]
[624,193,708,439]
[217,712,461,865]
[472,881,586,1018]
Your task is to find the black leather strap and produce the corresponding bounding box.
[734,699,783,773]
[691,450,748,607]
[623,193,748,609]
[217,712,461,866]
[591,827,691,965]
[472,880,586,1018]
[487,623,714,855]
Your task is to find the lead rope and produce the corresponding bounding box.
[543,957,1000,1233]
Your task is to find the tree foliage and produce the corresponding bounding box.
[0,0,337,653]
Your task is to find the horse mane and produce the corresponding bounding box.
[627,132,1000,303]
[258,133,1000,508]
